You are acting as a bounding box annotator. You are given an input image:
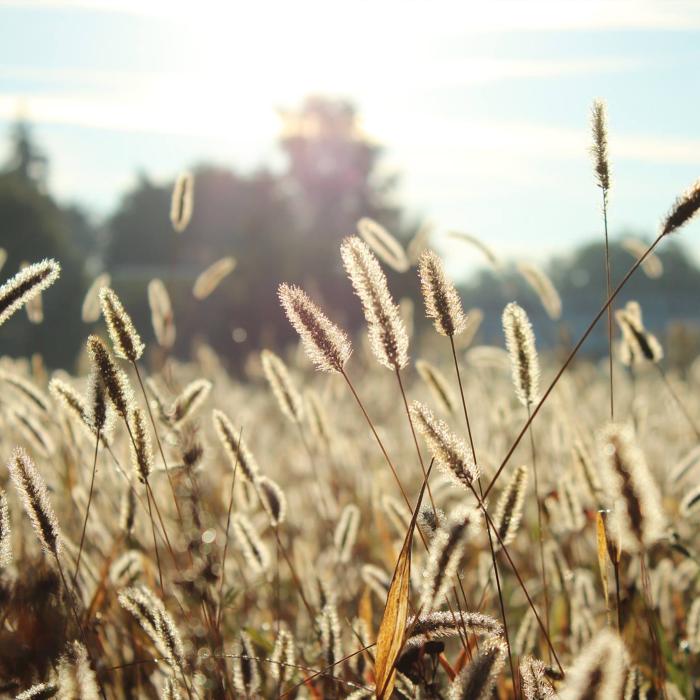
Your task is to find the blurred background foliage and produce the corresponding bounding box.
[1,96,699,372]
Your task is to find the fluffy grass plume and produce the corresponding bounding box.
[418,249,467,337]
[278,283,352,372]
[615,300,663,365]
[0,259,60,328]
[81,272,110,323]
[86,335,133,419]
[212,409,259,482]
[147,278,176,349]
[560,629,628,700]
[516,262,562,321]
[415,359,456,414]
[411,400,478,488]
[598,423,666,551]
[99,287,144,362]
[7,446,61,557]
[357,216,410,272]
[493,464,528,548]
[621,237,663,278]
[503,301,540,407]
[661,177,700,235]
[341,236,409,370]
[447,231,500,268]
[447,639,507,700]
[590,99,611,198]
[261,349,304,423]
[0,489,11,567]
[170,170,194,233]
[192,256,236,300]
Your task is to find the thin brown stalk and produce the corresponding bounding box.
[132,361,186,528]
[449,335,517,696]
[394,367,437,511]
[340,368,412,512]
[74,427,100,582]
[655,363,700,439]
[603,195,615,419]
[527,403,550,661]
[484,231,665,500]
[55,553,109,700]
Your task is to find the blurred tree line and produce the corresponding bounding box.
[1,96,699,371]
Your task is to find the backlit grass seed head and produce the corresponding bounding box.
[0,489,11,567]
[416,359,456,415]
[169,378,212,428]
[520,655,556,699]
[361,563,391,599]
[493,464,528,548]
[503,302,540,406]
[86,364,110,436]
[599,423,666,551]
[688,598,700,652]
[110,550,142,588]
[357,216,410,272]
[7,446,61,557]
[13,410,55,458]
[119,585,185,671]
[448,638,507,700]
[261,349,304,423]
[0,369,50,414]
[170,170,194,233]
[161,678,183,700]
[614,301,663,365]
[270,624,296,683]
[16,681,58,699]
[119,485,137,537]
[57,641,100,700]
[334,503,360,563]
[192,256,236,300]
[305,389,331,445]
[319,603,343,668]
[232,632,260,696]
[86,335,134,419]
[517,262,562,321]
[560,629,628,700]
[418,249,466,337]
[256,475,287,527]
[621,238,663,278]
[556,475,586,534]
[381,494,411,537]
[129,406,153,483]
[410,400,478,488]
[212,410,259,482]
[341,236,409,370]
[448,231,500,268]
[147,278,175,349]
[278,283,352,372]
[590,99,611,197]
[421,508,476,612]
[514,609,538,656]
[232,513,269,574]
[661,177,700,236]
[99,287,144,362]
[405,611,503,649]
[680,485,700,518]
[82,272,110,323]
[0,258,60,328]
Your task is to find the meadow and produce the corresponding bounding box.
[0,112,700,700]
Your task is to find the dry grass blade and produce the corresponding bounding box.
[374,461,432,700]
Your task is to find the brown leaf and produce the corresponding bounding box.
[374,460,434,700]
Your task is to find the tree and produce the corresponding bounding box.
[103,96,411,367]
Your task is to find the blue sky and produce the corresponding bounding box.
[1,0,699,272]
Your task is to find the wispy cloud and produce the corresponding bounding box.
[4,0,700,32]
